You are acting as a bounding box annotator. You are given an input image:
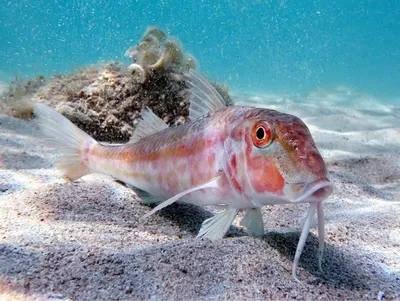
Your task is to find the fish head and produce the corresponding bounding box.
[225,107,333,205]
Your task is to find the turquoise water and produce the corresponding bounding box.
[1,1,399,99]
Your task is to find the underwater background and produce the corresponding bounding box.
[1,2,400,300]
[1,0,399,100]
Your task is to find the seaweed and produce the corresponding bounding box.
[125,27,196,83]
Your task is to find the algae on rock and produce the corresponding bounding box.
[0,26,233,143]
[125,27,197,83]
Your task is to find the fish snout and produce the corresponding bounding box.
[284,177,334,204]
[293,178,334,203]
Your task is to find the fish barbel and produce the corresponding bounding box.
[34,70,334,282]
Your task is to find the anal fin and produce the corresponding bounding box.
[240,208,265,236]
[134,188,165,205]
[197,208,239,240]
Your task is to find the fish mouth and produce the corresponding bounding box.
[289,178,334,203]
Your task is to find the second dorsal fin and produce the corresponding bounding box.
[129,107,168,143]
[185,70,227,121]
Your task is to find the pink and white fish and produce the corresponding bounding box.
[34,71,334,282]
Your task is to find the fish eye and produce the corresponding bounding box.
[252,121,273,148]
[256,127,265,140]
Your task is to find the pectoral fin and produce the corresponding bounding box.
[141,176,221,220]
[241,208,265,236]
[197,207,239,240]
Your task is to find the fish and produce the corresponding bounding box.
[33,70,334,282]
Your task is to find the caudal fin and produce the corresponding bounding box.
[34,103,97,180]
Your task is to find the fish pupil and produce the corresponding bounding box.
[256,127,265,140]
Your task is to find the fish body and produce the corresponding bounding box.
[86,106,329,208]
[34,71,334,282]
[87,108,227,206]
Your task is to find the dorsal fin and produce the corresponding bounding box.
[185,70,227,121]
[129,107,168,143]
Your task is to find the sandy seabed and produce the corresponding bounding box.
[0,92,399,300]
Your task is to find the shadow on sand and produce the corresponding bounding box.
[262,231,371,289]
[4,179,398,300]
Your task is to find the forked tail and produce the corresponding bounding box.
[34,103,97,180]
